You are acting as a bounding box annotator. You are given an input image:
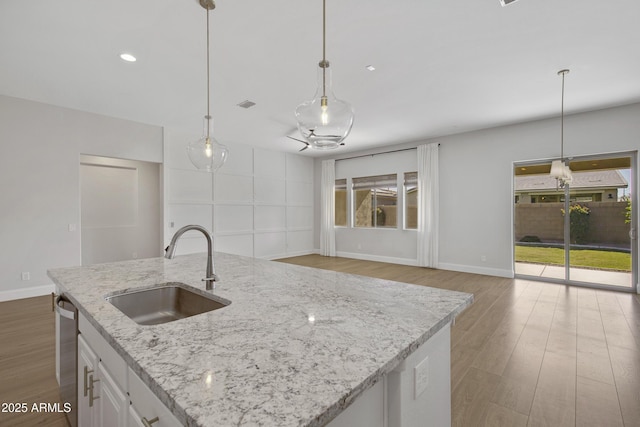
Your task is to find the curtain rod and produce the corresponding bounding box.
[335,144,439,162]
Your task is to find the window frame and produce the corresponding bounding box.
[351,174,399,229]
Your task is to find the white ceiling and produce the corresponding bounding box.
[1,0,639,157]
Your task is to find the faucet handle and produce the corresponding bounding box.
[202,274,220,283]
[202,276,218,290]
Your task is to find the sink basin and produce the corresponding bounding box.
[106,283,229,325]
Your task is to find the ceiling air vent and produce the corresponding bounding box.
[499,0,520,6]
[237,100,256,109]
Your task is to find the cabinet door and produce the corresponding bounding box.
[78,335,98,427]
[128,368,182,427]
[128,405,151,427]
[97,362,128,427]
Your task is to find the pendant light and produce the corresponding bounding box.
[295,0,354,150]
[549,69,572,188]
[187,0,229,172]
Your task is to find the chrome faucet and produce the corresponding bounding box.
[165,225,219,290]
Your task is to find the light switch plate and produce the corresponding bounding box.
[414,356,429,399]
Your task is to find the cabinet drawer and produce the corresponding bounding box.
[128,368,182,427]
[79,313,127,391]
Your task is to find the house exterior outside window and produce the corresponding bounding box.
[352,174,398,228]
[335,179,347,226]
[404,172,418,229]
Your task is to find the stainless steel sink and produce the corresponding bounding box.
[106,283,229,325]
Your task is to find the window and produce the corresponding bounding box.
[404,172,418,229]
[352,174,397,228]
[335,179,347,226]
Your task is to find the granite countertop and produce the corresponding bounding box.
[48,252,473,427]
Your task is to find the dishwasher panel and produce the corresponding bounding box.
[56,295,78,427]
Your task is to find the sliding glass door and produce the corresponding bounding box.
[514,153,637,291]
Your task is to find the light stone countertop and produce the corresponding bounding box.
[48,252,473,427]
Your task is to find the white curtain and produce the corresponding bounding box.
[320,159,336,256]
[417,143,439,268]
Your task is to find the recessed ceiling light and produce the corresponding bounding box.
[237,100,256,109]
[120,53,137,62]
[365,65,376,71]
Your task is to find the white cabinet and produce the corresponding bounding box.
[77,313,181,427]
[97,362,128,427]
[77,334,128,427]
[327,323,452,427]
[128,368,182,427]
[78,335,98,427]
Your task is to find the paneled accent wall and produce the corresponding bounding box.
[165,130,314,259]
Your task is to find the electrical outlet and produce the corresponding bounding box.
[414,356,429,399]
[132,252,138,259]
[68,223,77,232]
[21,272,30,281]
[481,255,487,262]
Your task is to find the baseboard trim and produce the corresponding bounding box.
[266,250,316,260]
[438,263,514,278]
[0,283,56,302]
[336,251,419,267]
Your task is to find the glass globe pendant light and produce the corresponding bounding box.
[549,69,572,188]
[295,0,354,150]
[187,0,228,172]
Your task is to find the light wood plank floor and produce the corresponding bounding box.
[1,257,638,426]
[0,295,67,427]
[277,255,640,427]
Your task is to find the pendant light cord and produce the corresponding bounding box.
[560,71,565,160]
[206,7,211,138]
[321,0,327,98]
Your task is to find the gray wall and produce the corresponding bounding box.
[315,102,640,282]
[0,95,163,301]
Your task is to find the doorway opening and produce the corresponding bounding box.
[514,152,637,291]
[80,155,162,266]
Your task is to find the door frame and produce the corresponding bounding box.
[513,150,638,293]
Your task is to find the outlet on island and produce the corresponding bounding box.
[414,355,429,399]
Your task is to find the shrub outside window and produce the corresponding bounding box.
[405,172,418,229]
[335,179,347,226]
[352,174,398,228]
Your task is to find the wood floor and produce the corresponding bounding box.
[0,295,67,427]
[277,255,640,427]
[1,256,638,426]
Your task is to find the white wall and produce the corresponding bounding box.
[315,102,640,282]
[0,95,163,301]
[332,149,418,265]
[164,128,314,260]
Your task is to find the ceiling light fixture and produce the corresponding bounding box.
[187,0,228,172]
[549,69,572,188]
[119,53,137,62]
[365,65,376,71]
[294,0,354,150]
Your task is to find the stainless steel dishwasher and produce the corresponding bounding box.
[55,294,78,427]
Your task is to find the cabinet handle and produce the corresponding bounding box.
[83,366,94,397]
[83,366,97,397]
[141,416,159,427]
[88,374,100,407]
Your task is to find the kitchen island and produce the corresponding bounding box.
[48,252,472,426]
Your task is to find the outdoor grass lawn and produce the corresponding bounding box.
[515,246,632,272]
